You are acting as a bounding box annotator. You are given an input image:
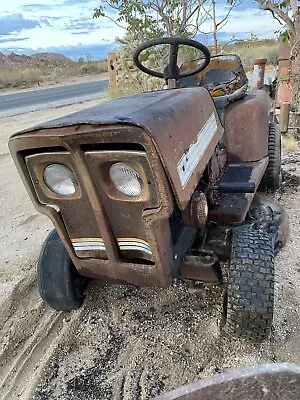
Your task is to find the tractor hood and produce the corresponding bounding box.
[10,87,223,210]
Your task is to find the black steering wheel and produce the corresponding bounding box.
[133,37,211,81]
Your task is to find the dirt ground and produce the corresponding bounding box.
[1,102,300,400]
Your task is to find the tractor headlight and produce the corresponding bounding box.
[109,162,143,197]
[43,164,78,196]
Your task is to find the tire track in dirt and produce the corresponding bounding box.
[0,271,84,399]
[32,283,255,400]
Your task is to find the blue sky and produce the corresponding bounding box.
[0,0,282,59]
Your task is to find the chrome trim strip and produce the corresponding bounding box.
[118,241,152,254]
[72,238,152,254]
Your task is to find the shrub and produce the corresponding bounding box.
[0,68,44,89]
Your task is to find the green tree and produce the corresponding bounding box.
[94,0,241,53]
[94,0,205,39]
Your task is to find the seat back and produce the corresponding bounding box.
[179,54,248,98]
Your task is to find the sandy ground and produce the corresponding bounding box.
[0,102,300,400]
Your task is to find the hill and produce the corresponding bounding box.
[0,52,107,90]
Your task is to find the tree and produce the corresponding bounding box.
[94,0,240,51]
[255,0,300,132]
[198,0,241,54]
[94,0,205,40]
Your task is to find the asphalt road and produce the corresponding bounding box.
[0,79,109,117]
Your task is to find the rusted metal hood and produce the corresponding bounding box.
[12,88,223,209]
[13,88,219,134]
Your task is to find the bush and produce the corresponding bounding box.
[108,34,165,98]
[0,68,44,89]
[80,60,108,75]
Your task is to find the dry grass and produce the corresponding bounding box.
[0,68,43,89]
[282,135,297,152]
[222,39,279,70]
[0,58,108,89]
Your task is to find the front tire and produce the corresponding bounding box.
[37,229,89,311]
[224,227,275,341]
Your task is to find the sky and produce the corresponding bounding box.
[0,0,282,60]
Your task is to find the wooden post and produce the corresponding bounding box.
[275,40,292,108]
[280,102,291,134]
[107,53,117,88]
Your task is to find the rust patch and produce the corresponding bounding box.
[180,254,221,283]
[224,91,271,163]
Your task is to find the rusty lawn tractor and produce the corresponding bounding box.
[9,38,289,341]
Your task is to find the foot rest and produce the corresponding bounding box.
[215,165,255,193]
[208,159,268,223]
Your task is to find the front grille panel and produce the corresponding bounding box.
[11,122,175,286]
[85,150,158,263]
[17,124,172,268]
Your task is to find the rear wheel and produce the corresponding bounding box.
[223,227,275,341]
[260,122,282,191]
[37,229,89,311]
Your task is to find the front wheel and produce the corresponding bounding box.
[223,227,275,341]
[37,229,90,311]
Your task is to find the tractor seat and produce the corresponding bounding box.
[179,54,248,103]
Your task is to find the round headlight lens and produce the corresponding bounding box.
[109,163,143,197]
[43,164,78,196]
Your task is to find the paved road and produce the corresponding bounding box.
[0,79,109,117]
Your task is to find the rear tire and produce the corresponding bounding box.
[37,229,89,311]
[223,227,275,341]
[260,123,282,191]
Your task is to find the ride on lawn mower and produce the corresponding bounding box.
[9,38,289,341]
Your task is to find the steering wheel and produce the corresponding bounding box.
[133,37,211,81]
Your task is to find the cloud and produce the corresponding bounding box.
[0,37,29,43]
[40,17,51,26]
[62,17,112,32]
[63,19,98,31]
[63,0,96,4]
[20,3,56,11]
[0,13,40,35]
[71,30,92,35]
